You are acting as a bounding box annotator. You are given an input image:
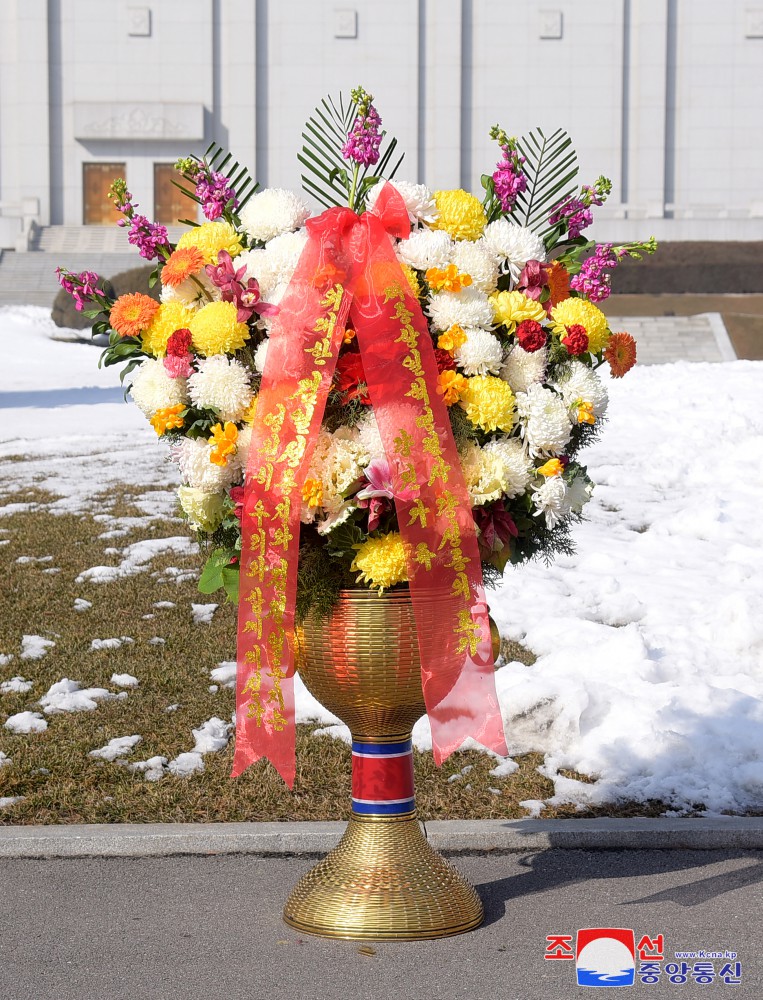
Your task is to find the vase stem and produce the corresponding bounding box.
[351,735,416,818]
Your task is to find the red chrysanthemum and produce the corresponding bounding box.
[562,323,589,356]
[516,319,547,353]
[166,328,193,357]
[434,348,456,373]
[604,331,638,377]
[334,351,370,404]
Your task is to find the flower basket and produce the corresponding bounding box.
[58,86,655,939]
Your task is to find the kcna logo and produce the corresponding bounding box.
[575,928,636,987]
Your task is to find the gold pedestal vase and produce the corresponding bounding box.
[283,588,495,941]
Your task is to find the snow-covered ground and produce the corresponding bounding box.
[1,305,762,815]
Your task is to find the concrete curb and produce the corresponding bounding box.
[1,817,762,858]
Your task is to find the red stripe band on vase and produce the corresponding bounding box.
[351,739,415,815]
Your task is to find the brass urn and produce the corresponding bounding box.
[283,588,498,940]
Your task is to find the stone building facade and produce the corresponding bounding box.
[1,0,762,247]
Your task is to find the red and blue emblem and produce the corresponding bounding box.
[351,738,415,816]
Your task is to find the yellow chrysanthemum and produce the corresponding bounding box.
[150,403,185,436]
[351,532,409,592]
[490,290,547,333]
[176,220,243,266]
[550,298,610,354]
[209,421,239,466]
[141,301,196,358]
[189,300,251,356]
[431,190,486,241]
[458,375,516,433]
[400,264,422,298]
[241,397,258,424]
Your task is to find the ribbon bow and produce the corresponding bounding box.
[232,184,507,785]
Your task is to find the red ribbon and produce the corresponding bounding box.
[232,184,507,785]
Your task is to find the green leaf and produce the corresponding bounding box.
[326,518,364,559]
[221,564,240,604]
[198,548,232,595]
[509,127,579,237]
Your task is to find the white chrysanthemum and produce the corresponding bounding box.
[482,438,533,498]
[396,229,453,271]
[187,356,253,422]
[253,338,269,374]
[454,328,503,376]
[532,476,572,529]
[160,272,218,309]
[449,240,499,293]
[515,383,572,458]
[426,286,494,333]
[177,486,225,533]
[483,220,546,286]
[554,360,609,418]
[356,411,385,463]
[129,359,188,418]
[236,424,253,469]
[367,180,438,226]
[303,427,367,522]
[239,188,311,243]
[174,437,240,491]
[500,345,549,394]
[236,229,309,297]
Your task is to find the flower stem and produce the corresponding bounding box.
[348,163,360,211]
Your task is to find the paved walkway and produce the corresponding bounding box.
[606,313,736,364]
[0,850,759,999]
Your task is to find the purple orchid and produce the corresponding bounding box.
[205,250,279,324]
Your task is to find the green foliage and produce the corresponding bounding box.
[198,547,240,603]
[509,128,579,237]
[295,538,348,624]
[325,517,363,560]
[298,93,404,212]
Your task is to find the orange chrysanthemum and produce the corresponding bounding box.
[161,246,206,287]
[546,261,571,306]
[149,404,185,436]
[109,293,159,339]
[604,332,638,378]
[437,370,468,406]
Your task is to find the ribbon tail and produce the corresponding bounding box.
[232,234,352,783]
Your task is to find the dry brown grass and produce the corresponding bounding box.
[0,488,672,824]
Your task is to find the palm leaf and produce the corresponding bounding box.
[299,92,404,212]
[509,128,579,237]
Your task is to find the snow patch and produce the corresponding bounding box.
[38,678,126,714]
[210,661,236,689]
[89,735,143,761]
[75,536,198,585]
[73,598,92,612]
[0,796,25,809]
[90,637,134,651]
[110,673,139,689]
[191,603,218,625]
[20,635,55,660]
[4,711,47,734]
[0,751,11,768]
[1,676,33,695]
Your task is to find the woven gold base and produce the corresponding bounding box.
[283,813,483,940]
